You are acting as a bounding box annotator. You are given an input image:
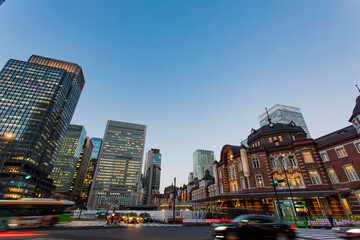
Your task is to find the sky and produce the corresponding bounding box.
[1,1,360,191]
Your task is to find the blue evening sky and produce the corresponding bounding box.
[1,1,360,190]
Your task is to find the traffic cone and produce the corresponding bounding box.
[163,218,166,224]
[106,216,110,225]
[115,218,117,224]
[309,221,313,229]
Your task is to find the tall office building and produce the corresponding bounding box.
[50,125,86,198]
[142,149,161,205]
[70,137,93,204]
[145,148,161,170]
[81,137,102,205]
[0,55,84,198]
[193,149,214,180]
[259,104,311,137]
[88,120,146,209]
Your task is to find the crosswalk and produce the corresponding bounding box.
[56,221,182,228]
[296,229,341,240]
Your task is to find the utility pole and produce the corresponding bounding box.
[173,177,176,224]
[279,154,297,223]
[270,173,283,218]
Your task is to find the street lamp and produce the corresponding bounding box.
[279,154,297,222]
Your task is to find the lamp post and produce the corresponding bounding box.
[279,154,297,222]
[270,173,283,218]
[173,177,176,224]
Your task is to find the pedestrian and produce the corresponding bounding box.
[327,213,334,227]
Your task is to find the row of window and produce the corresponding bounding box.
[320,141,360,162]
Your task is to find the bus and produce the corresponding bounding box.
[0,198,75,230]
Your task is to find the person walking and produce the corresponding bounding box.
[327,213,335,227]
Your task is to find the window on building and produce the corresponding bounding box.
[320,151,329,162]
[327,168,339,184]
[279,158,287,169]
[252,157,260,168]
[309,170,322,185]
[269,158,276,170]
[356,191,360,203]
[289,156,298,168]
[255,174,264,187]
[268,137,273,143]
[218,170,222,179]
[238,161,243,172]
[343,164,359,182]
[354,141,360,153]
[240,177,246,189]
[335,146,348,158]
[302,151,314,163]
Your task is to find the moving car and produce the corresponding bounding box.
[124,212,139,224]
[139,213,154,223]
[211,214,296,240]
[333,223,360,239]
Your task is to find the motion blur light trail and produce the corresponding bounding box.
[0,230,49,238]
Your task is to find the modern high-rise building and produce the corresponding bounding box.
[70,137,93,205]
[88,120,146,209]
[81,137,102,205]
[0,55,84,198]
[193,149,214,180]
[258,104,311,138]
[50,125,86,198]
[142,149,161,206]
[145,148,161,170]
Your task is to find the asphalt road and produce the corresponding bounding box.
[0,226,343,240]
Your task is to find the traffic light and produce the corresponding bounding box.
[273,179,285,187]
[25,175,31,180]
[273,179,279,187]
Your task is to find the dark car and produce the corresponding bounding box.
[124,212,139,224]
[139,213,153,223]
[210,214,296,240]
[95,211,109,219]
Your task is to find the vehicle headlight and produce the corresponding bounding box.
[347,228,360,234]
[214,226,228,231]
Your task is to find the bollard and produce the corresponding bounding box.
[106,216,110,225]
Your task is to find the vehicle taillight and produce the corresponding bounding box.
[289,225,297,229]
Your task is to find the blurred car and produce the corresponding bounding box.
[124,212,139,224]
[95,211,109,219]
[210,214,296,240]
[139,213,154,223]
[333,224,360,239]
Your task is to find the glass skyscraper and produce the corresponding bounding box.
[70,137,93,204]
[88,121,146,209]
[143,149,161,205]
[259,104,311,138]
[0,55,84,198]
[81,137,102,205]
[50,125,86,195]
[193,149,214,180]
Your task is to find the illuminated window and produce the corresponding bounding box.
[335,146,347,158]
[302,151,314,163]
[255,174,264,187]
[268,137,273,143]
[327,168,339,184]
[309,170,322,185]
[343,164,359,182]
